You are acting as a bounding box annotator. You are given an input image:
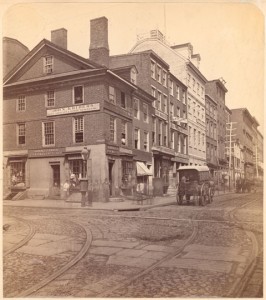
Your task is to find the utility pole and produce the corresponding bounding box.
[225,122,237,190]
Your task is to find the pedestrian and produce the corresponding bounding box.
[62,180,70,198]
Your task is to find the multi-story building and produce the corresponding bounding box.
[205,79,228,171]
[110,50,189,193]
[130,31,207,166]
[3,17,155,200]
[256,130,264,180]
[230,108,260,180]
[205,94,218,174]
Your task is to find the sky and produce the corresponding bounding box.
[1,1,265,131]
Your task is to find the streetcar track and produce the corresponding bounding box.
[3,216,36,257]
[4,217,93,298]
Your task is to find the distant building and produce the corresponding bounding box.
[205,79,228,170]
[130,30,207,166]
[230,108,261,179]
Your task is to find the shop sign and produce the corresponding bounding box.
[29,148,64,158]
[106,145,119,155]
[47,103,100,116]
[119,147,133,155]
[155,109,167,120]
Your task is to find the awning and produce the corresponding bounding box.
[136,162,152,176]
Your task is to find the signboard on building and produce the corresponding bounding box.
[29,148,64,158]
[47,103,100,116]
[106,145,119,155]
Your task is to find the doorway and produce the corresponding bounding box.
[108,161,114,196]
[51,164,60,196]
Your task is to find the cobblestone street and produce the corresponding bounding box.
[3,191,263,297]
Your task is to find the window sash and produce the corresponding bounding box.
[44,56,53,74]
[74,86,83,104]
[46,91,55,106]
[43,122,55,145]
[17,96,26,111]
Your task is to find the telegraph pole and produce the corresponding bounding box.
[226,122,237,190]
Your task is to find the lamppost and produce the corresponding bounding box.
[80,147,90,207]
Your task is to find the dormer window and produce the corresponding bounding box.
[44,56,53,74]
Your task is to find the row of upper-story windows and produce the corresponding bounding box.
[188,126,205,148]
[16,85,130,111]
[188,98,205,122]
[152,118,169,148]
[151,60,167,87]
[187,73,204,98]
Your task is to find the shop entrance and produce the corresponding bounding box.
[51,164,60,196]
[108,161,114,196]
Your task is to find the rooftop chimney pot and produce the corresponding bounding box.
[51,28,67,49]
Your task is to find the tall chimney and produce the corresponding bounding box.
[51,28,67,49]
[89,17,109,67]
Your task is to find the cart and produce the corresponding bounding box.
[176,166,215,206]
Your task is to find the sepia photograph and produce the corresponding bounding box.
[2,1,264,298]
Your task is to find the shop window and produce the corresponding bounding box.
[43,121,55,146]
[44,56,53,74]
[10,161,26,187]
[122,161,133,186]
[74,116,84,143]
[17,123,26,145]
[17,96,26,111]
[69,160,83,190]
[73,86,83,104]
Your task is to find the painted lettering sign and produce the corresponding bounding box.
[47,103,100,116]
[29,148,64,157]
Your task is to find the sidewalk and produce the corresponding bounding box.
[3,190,234,211]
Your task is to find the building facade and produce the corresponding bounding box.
[205,94,218,173]
[3,18,155,200]
[110,50,189,193]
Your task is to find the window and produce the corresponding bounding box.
[17,96,26,111]
[44,56,53,74]
[122,161,133,183]
[46,91,55,107]
[202,133,205,146]
[177,134,181,152]
[143,103,148,123]
[163,94,167,113]
[183,110,186,118]
[184,136,187,154]
[170,103,174,118]
[206,120,209,135]
[110,116,116,142]
[176,86,180,100]
[169,79,173,95]
[43,122,55,146]
[197,83,200,95]
[189,126,192,145]
[121,120,127,145]
[192,78,196,91]
[177,107,180,117]
[144,131,149,151]
[171,131,174,149]
[198,131,200,145]
[162,70,167,86]
[10,161,25,187]
[133,98,139,118]
[74,116,84,143]
[130,68,137,84]
[158,120,162,146]
[182,90,186,104]
[201,86,204,97]
[194,129,196,145]
[151,60,156,78]
[157,66,162,83]
[73,86,83,104]
[157,91,162,110]
[121,92,126,109]
[109,86,116,104]
[134,128,140,149]
[188,74,191,87]
[18,123,26,145]
[151,87,156,107]
[164,122,168,147]
[152,118,156,145]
